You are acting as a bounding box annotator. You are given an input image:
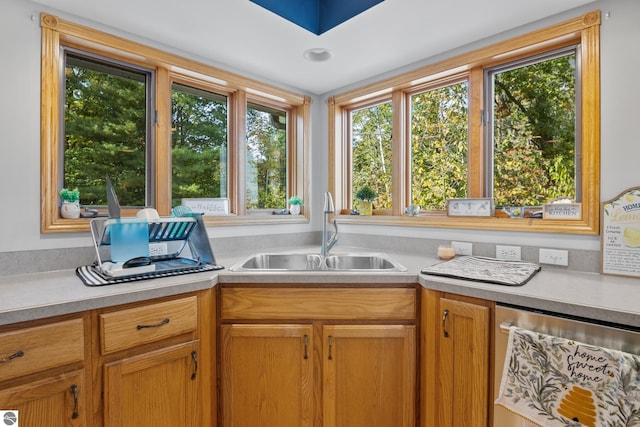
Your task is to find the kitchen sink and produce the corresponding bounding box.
[229,252,407,272]
[232,253,324,271]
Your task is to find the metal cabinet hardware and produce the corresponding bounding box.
[70,384,79,419]
[303,334,309,360]
[136,318,170,330]
[0,350,24,363]
[191,351,198,380]
[328,335,334,360]
[442,309,450,338]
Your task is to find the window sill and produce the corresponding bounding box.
[335,213,597,235]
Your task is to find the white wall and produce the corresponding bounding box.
[1,0,637,253]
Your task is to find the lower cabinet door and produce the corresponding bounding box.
[323,324,416,427]
[103,341,199,427]
[221,324,314,427]
[0,369,87,427]
[438,297,490,427]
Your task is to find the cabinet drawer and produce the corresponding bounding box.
[100,296,198,354]
[0,318,84,382]
[221,287,416,320]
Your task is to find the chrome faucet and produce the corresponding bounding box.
[321,192,339,257]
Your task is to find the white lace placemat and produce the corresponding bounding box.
[421,256,541,286]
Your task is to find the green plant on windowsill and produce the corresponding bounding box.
[59,188,81,219]
[59,188,80,203]
[355,186,377,216]
[288,196,304,206]
[288,196,303,215]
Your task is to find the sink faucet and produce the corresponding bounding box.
[321,192,339,257]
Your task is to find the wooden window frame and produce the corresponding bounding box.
[40,13,310,233]
[329,11,600,234]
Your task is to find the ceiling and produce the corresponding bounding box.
[33,0,596,94]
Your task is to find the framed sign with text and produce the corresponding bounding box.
[601,186,640,277]
[181,198,230,216]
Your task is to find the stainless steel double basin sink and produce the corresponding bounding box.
[229,252,407,272]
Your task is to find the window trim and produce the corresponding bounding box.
[40,13,310,232]
[329,11,600,234]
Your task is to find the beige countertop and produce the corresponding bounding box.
[1,246,638,328]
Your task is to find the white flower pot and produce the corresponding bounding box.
[60,201,81,219]
[289,204,301,215]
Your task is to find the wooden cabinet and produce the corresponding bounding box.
[322,324,415,427]
[94,291,213,427]
[219,286,417,427]
[221,324,314,427]
[421,289,493,427]
[0,317,89,427]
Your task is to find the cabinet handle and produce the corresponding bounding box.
[136,317,170,330]
[191,351,198,380]
[70,384,79,419]
[328,335,333,360]
[303,334,309,360]
[442,309,450,338]
[0,350,24,363]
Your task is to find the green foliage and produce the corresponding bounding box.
[246,105,287,209]
[411,82,468,210]
[351,52,577,211]
[171,84,228,206]
[355,186,377,201]
[288,196,303,205]
[59,188,80,203]
[64,56,147,206]
[492,52,576,206]
[351,102,392,208]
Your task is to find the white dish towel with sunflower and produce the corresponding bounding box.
[495,326,640,427]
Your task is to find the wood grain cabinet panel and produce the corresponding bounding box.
[99,296,198,354]
[0,369,87,427]
[0,318,84,382]
[220,285,418,427]
[421,289,493,427]
[103,341,200,427]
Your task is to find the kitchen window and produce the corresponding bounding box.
[171,83,229,206]
[350,100,393,210]
[487,47,579,208]
[63,52,154,208]
[329,10,600,234]
[40,13,309,232]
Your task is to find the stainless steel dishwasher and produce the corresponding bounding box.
[494,304,640,427]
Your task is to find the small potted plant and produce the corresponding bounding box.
[288,196,303,215]
[59,188,81,219]
[355,186,377,216]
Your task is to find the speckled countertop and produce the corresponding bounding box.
[1,246,638,328]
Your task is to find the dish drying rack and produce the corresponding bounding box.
[88,214,222,281]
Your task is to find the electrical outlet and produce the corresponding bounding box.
[496,245,521,260]
[149,242,168,256]
[539,248,569,266]
[451,241,473,256]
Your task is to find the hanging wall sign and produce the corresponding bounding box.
[601,186,640,277]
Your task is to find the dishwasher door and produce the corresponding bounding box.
[493,304,640,427]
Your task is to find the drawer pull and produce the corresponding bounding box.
[303,334,309,360]
[191,351,198,380]
[136,318,170,330]
[328,335,334,360]
[0,350,24,363]
[70,384,79,419]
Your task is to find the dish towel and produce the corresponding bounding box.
[496,326,640,427]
